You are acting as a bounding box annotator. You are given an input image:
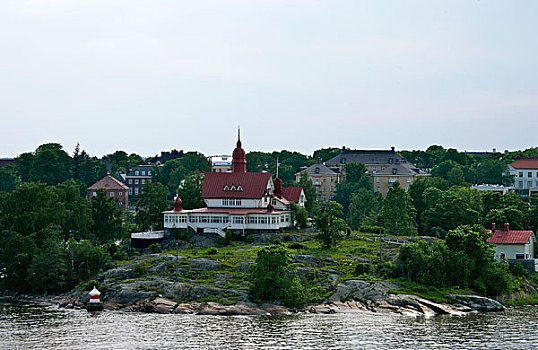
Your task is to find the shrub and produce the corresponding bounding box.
[148,243,162,254]
[245,235,255,243]
[354,263,372,276]
[510,262,529,277]
[273,238,283,246]
[207,248,218,256]
[287,242,307,250]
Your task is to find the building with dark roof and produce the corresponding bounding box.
[124,164,153,201]
[163,131,305,237]
[88,174,130,209]
[325,147,427,196]
[296,159,340,202]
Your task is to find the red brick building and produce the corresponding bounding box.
[88,174,129,210]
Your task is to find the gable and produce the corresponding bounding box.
[202,172,272,199]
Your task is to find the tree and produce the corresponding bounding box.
[312,148,341,163]
[314,201,349,247]
[136,182,169,231]
[335,163,371,215]
[250,245,307,307]
[408,177,449,234]
[296,171,316,214]
[289,202,308,229]
[72,144,107,187]
[380,182,416,235]
[347,188,381,230]
[66,239,112,288]
[0,231,37,292]
[27,227,68,293]
[179,172,205,210]
[181,152,211,174]
[29,143,72,185]
[91,189,123,243]
[0,166,17,192]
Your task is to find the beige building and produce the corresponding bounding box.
[296,160,340,202]
[210,155,233,173]
[325,147,427,197]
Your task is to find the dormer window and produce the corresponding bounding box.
[388,158,393,164]
[230,185,236,191]
[223,185,229,191]
[340,158,346,164]
[315,167,320,174]
[237,185,243,191]
[392,168,397,175]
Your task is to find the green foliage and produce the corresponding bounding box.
[314,201,349,248]
[135,182,169,231]
[335,163,371,215]
[179,172,205,210]
[348,188,381,230]
[149,243,163,254]
[397,224,511,296]
[245,235,255,243]
[380,182,416,235]
[66,239,112,288]
[91,189,123,243]
[354,263,372,276]
[296,171,316,214]
[27,143,72,185]
[249,245,316,307]
[312,148,341,163]
[289,202,308,229]
[28,227,68,293]
[0,166,17,192]
[287,242,307,250]
[207,248,218,255]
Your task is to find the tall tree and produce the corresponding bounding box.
[335,163,371,215]
[314,201,349,248]
[0,166,17,192]
[380,181,416,235]
[296,171,316,214]
[179,172,205,210]
[91,189,123,243]
[347,188,381,230]
[30,143,72,185]
[136,182,169,231]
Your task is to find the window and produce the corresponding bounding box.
[247,217,257,224]
[134,188,139,195]
[519,181,523,188]
[237,185,243,191]
[407,177,411,183]
[330,186,334,192]
[141,171,145,175]
[92,191,97,197]
[272,198,276,205]
[233,217,244,224]
[528,181,532,188]
[388,158,393,164]
[376,187,380,192]
[315,167,320,174]
[135,171,139,176]
[376,177,380,183]
[519,172,523,178]
[373,167,377,172]
[529,172,533,178]
[515,254,525,260]
[135,179,139,184]
[190,216,198,223]
[119,192,123,196]
[340,158,346,164]
[141,179,146,184]
[392,168,397,175]
[381,166,385,171]
[148,170,151,176]
[110,192,115,197]
[128,188,132,195]
[128,179,132,184]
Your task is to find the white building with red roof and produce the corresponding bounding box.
[163,132,305,237]
[508,158,538,199]
[487,223,536,269]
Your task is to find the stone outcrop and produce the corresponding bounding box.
[449,295,505,312]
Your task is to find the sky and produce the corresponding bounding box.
[1,0,537,159]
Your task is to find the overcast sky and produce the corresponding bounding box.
[1,0,537,158]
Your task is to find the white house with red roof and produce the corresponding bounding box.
[487,223,536,271]
[508,158,538,199]
[163,132,306,237]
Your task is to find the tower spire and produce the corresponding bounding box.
[237,126,242,148]
[232,127,246,173]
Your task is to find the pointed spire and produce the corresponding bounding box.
[237,126,242,148]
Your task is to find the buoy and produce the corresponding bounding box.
[86,286,104,312]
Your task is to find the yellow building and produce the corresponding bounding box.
[296,160,340,202]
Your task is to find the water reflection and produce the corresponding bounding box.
[1,299,537,350]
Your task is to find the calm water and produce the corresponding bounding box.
[0,299,537,350]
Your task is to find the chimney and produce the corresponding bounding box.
[504,223,509,231]
[492,223,496,233]
[391,146,395,152]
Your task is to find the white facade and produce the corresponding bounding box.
[492,241,535,261]
[508,166,538,197]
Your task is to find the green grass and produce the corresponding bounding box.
[503,295,538,306]
[387,280,475,304]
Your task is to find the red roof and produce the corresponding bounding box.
[164,207,291,215]
[509,158,538,170]
[487,230,534,244]
[281,187,303,203]
[202,172,272,199]
[88,174,128,191]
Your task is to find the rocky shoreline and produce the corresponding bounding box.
[50,279,504,317]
